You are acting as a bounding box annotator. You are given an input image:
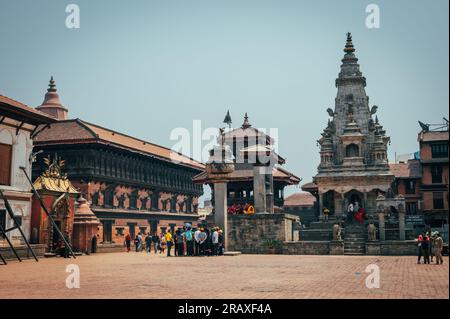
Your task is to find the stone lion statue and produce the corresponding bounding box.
[367,222,377,241]
[332,223,342,241]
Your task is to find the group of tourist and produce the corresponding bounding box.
[417,231,444,265]
[347,201,365,224]
[123,225,225,257]
[322,201,365,224]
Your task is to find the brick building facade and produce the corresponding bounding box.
[418,129,449,226]
[32,79,204,245]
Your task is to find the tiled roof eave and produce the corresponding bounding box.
[35,137,204,171]
[95,139,204,171]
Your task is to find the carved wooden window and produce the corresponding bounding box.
[91,191,99,206]
[0,143,12,186]
[140,196,148,210]
[103,186,114,207]
[431,166,443,184]
[433,192,444,209]
[129,190,138,209]
[115,227,124,236]
[0,210,5,238]
[431,143,448,159]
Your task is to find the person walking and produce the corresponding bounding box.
[165,230,174,257]
[134,233,142,252]
[434,232,444,265]
[184,227,194,256]
[212,228,219,256]
[145,233,152,253]
[417,233,423,264]
[151,233,159,254]
[125,233,132,252]
[194,227,202,256]
[91,234,98,254]
[421,234,430,264]
[322,207,330,222]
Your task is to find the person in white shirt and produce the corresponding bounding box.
[194,228,201,256]
[347,203,354,224]
[212,229,219,256]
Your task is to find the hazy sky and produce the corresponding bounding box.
[0,0,448,199]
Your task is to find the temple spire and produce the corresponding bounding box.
[242,112,251,129]
[337,32,365,85]
[344,32,355,53]
[223,110,232,129]
[48,76,57,92]
[36,76,68,120]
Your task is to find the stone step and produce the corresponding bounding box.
[344,230,366,234]
[299,230,332,241]
[309,222,339,229]
[344,247,366,252]
[345,234,366,238]
[344,252,365,255]
[344,242,365,245]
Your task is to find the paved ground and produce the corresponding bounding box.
[0,253,448,299]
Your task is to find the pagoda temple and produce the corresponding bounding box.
[193,113,300,212]
[303,33,394,220]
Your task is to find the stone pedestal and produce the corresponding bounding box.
[253,166,267,213]
[366,241,381,255]
[214,182,228,251]
[329,240,344,255]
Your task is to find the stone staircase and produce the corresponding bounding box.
[344,225,366,255]
[299,221,336,241]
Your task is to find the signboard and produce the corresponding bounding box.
[405,215,425,224]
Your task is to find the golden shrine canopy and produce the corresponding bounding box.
[33,155,79,194]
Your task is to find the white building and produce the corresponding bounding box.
[0,94,55,243]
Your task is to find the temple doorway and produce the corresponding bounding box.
[345,190,364,212]
[323,190,335,216]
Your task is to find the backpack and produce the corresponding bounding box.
[185,230,193,241]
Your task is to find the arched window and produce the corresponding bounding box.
[345,143,359,157]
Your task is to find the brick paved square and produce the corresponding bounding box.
[0,253,448,299]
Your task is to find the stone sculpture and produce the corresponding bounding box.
[368,222,377,241]
[332,223,342,241]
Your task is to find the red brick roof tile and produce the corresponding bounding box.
[284,192,316,207]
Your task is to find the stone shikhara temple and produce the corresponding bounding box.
[224,33,424,256]
[304,33,394,220]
